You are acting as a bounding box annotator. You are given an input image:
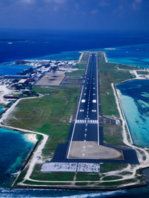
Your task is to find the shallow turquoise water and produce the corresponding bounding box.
[0,128,34,187]
[0,107,4,114]
[117,80,149,147]
[102,44,149,68]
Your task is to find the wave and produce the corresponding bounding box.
[0,188,126,198]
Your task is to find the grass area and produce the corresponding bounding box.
[76,172,100,181]
[23,180,72,186]
[100,163,128,173]
[7,88,78,132]
[30,164,75,181]
[75,182,89,186]
[99,178,138,187]
[102,176,122,181]
[103,123,124,145]
[7,87,79,157]
[99,53,134,117]
[116,64,140,70]
[99,53,134,146]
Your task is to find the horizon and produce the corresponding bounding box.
[0,0,149,31]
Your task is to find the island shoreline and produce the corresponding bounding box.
[1,51,149,191]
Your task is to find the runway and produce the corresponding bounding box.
[66,53,122,160]
[68,53,100,144]
[41,52,139,172]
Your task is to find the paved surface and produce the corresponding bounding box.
[67,53,123,160]
[36,71,65,86]
[41,162,100,173]
[68,141,123,160]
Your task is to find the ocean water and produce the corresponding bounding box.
[0,30,149,197]
[0,64,31,75]
[0,128,34,188]
[103,44,149,68]
[0,107,4,114]
[1,30,149,63]
[34,50,80,61]
[117,80,149,147]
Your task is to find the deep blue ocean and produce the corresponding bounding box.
[0,30,149,197]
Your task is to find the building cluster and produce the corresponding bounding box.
[0,59,76,102]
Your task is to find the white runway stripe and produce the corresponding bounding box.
[75,120,98,124]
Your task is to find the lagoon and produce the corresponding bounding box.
[117,79,149,147]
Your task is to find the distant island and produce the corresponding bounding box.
[0,51,149,190]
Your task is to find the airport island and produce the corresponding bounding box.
[0,51,149,190]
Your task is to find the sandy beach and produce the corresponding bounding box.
[0,84,16,105]
[78,52,84,63]
[25,133,37,143]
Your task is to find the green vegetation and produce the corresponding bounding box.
[98,53,134,146]
[102,176,122,181]
[99,54,133,116]
[7,87,79,134]
[24,180,71,186]
[76,172,100,181]
[7,87,79,157]
[100,178,138,187]
[103,124,124,145]
[100,163,128,173]
[116,64,139,70]
[75,182,89,186]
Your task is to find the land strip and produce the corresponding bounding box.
[1,51,149,189]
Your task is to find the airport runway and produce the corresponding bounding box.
[44,52,139,166]
[67,53,100,158]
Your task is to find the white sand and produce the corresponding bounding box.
[78,52,84,63]
[103,52,108,63]
[25,134,37,143]
[0,85,14,105]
